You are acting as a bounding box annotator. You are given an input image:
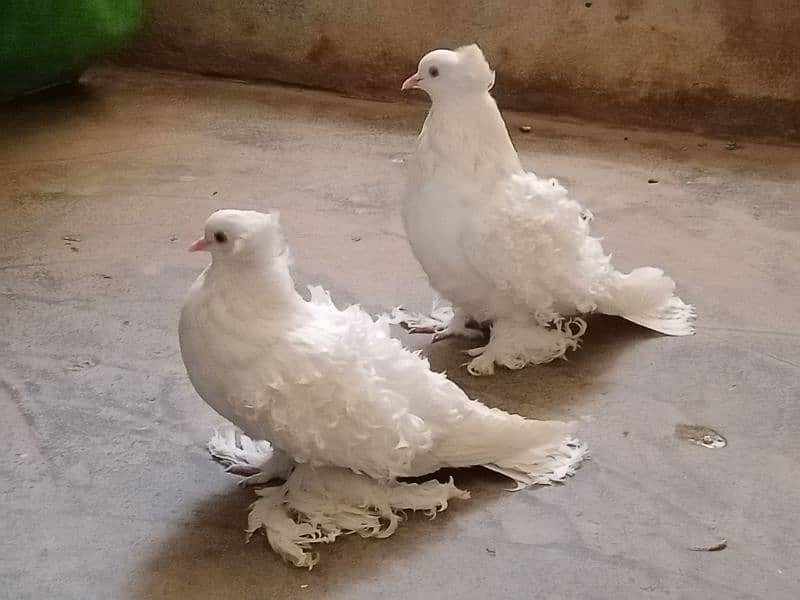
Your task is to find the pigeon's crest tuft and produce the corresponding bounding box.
[455,44,495,90]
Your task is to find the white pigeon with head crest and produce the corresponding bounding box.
[399,44,695,376]
[178,209,585,567]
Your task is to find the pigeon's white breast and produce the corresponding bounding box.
[179,276,281,440]
[403,176,488,307]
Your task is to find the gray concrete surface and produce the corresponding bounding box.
[127,1,800,139]
[1,67,799,599]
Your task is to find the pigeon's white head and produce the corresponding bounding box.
[189,209,286,264]
[401,44,495,100]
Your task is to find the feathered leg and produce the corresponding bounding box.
[431,307,487,342]
[465,318,587,376]
[207,425,294,486]
[391,295,485,340]
[247,465,470,568]
[390,293,454,334]
[235,451,294,487]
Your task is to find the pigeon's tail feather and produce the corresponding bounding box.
[621,294,696,336]
[247,464,469,568]
[601,267,695,336]
[484,438,588,489]
[436,412,587,489]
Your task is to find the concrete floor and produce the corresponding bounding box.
[1,67,798,600]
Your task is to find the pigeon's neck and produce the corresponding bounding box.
[206,255,301,314]
[418,92,522,180]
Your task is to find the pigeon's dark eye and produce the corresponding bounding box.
[428,66,439,78]
[213,231,228,244]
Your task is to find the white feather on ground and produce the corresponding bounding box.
[399,44,695,376]
[180,209,586,567]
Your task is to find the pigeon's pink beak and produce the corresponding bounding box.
[189,237,209,252]
[401,73,422,91]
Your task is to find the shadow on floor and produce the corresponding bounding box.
[410,314,659,421]
[131,465,521,599]
[2,81,102,133]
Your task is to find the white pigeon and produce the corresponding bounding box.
[399,44,695,376]
[179,209,585,567]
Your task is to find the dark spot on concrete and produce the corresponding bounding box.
[69,246,79,252]
[306,35,335,65]
[0,380,21,402]
[67,357,99,371]
[585,2,592,7]
[568,18,589,35]
[648,178,659,184]
[675,424,727,448]
[690,539,728,552]
[212,191,218,195]
[622,431,629,437]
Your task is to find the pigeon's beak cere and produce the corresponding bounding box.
[189,237,210,252]
[401,73,422,91]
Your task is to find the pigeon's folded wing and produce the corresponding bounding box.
[269,287,472,479]
[460,172,613,319]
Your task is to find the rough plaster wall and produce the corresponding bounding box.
[128,0,800,138]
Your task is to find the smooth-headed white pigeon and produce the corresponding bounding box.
[179,209,586,567]
[398,44,695,376]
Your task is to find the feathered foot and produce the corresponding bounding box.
[235,452,294,487]
[391,299,485,340]
[432,308,487,342]
[207,425,294,486]
[247,465,470,568]
[465,318,587,376]
[390,295,455,334]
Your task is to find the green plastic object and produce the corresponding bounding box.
[0,1,143,100]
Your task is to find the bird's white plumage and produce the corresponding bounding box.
[401,45,695,375]
[179,209,585,566]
